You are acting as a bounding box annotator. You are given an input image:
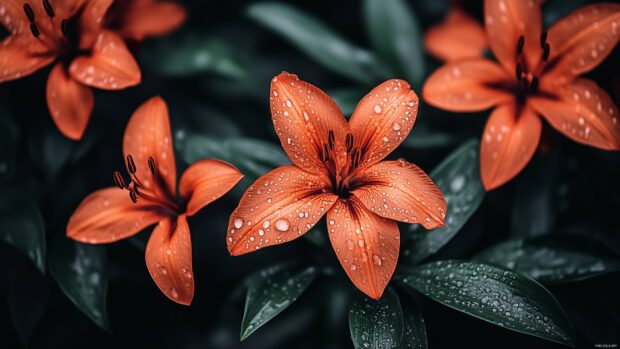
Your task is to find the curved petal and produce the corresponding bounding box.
[67,187,165,244]
[544,4,620,84]
[145,214,194,305]
[480,103,542,190]
[348,79,419,168]
[424,8,488,61]
[352,160,446,229]
[326,198,399,300]
[108,0,187,41]
[0,0,30,33]
[69,30,141,90]
[78,0,114,49]
[531,79,620,150]
[179,159,244,216]
[270,72,349,174]
[422,58,513,112]
[484,0,542,71]
[227,165,337,255]
[46,63,94,140]
[123,96,177,199]
[0,35,54,83]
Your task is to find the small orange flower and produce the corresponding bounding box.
[423,0,620,190]
[67,97,243,305]
[0,0,141,140]
[104,0,186,42]
[227,73,447,299]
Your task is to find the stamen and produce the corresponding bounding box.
[515,63,523,80]
[540,31,547,48]
[113,171,125,189]
[134,184,141,197]
[29,22,40,37]
[148,156,156,175]
[345,133,353,152]
[129,190,138,203]
[42,0,55,18]
[126,155,137,174]
[23,3,35,22]
[542,43,550,61]
[530,76,539,92]
[327,130,335,150]
[516,35,524,54]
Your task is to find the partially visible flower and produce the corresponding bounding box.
[227,72,446,299]
[423,0,620,190]
[0,0,141,140]
[104,0,186,42]
[67,97,243,305]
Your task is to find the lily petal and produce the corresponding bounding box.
[352,160,446,229]
[270,72,349,175]
[422,58,513,112]
[145,214,194,305]
[123,96,177,199]
[67,187,165,243]
[326,198,399,300]
[545,4,620,84]
[0,35,54,83]
[79,0,114,49]
[531,79,620,150]
[46,63,94,140]
[179,159,244,217]
[107,0,187,41]
[484,0,542,71]
[227,165,337,256]
[0,0,29,33]
[349,79,419,168]
[425,7,487,61]
[480,103,542,190]
[69,30,141,90]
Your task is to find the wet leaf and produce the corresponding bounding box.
[142,33,247,79]
[363,0,425,86]
[402,261,575,347]
[241,263,317,340]
[28,126,73,181]
[474,234,620,284]
[247,2,384,83]
[0,186,46,273]
[403,139,485,265]
[349,287,404,349]
[398,297,427,349]
[329,89,363,117]
[0,113,19,181]
[303,227,327,247]
[48,237,109,331]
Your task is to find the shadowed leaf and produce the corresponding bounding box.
[349,287,404,349]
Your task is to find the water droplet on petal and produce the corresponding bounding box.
[275,218,290,232]
[234,218,243,229]
[374,104,382,113]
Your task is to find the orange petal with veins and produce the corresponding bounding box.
[531,79,620,150]
[179,159,244,216]
[424,7,487,62]
[0,35,54,83]
[109,0,187,41]
[67,187,165,243]
[145,214,194,305]
[349,79,419,168]
[69,30,141,90]
[422,58,513,112]
[352,160,446,229]
[326,198,399,300]
[270,72,349,175]
[79,0,114,49]
[46,63,94,140]
[227,165,337,255]
[480,103,542,190]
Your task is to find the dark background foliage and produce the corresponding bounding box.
[1,0,619,348]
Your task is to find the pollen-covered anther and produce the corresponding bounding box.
[148,156,156,175]
[126,154,137,174]
[542,43,550,61]
[29,22,40,37]
[129,190,138,203]
[113,171,125,189]
[515,63,523,80]
[23,3,35,22]
[516,35,524,54]
[42,0,55,18]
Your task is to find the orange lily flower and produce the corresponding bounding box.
[104,0,186,42]
[67,97,244,305]
[0,0,141,140]
[423,0,620,190]
[227,73,447,299]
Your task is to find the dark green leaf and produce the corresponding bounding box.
[329,89,363,117]
[247,2,384,83]
[402,139,485,265]
[402,122,463,149]
[363,0,425,86]
[241,263,317,340]
[28,127,73,181]
[402,261,575,347]
[474,234,620,284]
[142,33,247,79]
[349,287,404,349]
[303,227,327,247]
[7,268,50,346]
[398,297,427,349]
[48,238,109,331]
[0,186,46,273]
[0,113,19,181]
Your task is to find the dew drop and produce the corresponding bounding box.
[329,219,335,225]
[234,218,244,229]
[275,218,290,232]
[373,255,382,266]
[374,104,382,113]
[392,122,401,131]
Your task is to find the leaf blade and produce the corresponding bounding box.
[349,287,404,349]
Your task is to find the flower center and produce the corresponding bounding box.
[322,130,362,198]
[513,32,550,104]
[22,1,82,60]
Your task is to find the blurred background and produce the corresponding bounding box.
[1,0,619,348]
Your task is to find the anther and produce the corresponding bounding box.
[42,0,55,18]
[542,43,550,61]
[134,184,141,197]
[61,19,69,37]
[515,63,523,80]
[129,190,138,203]
[23,3,35,22]
[345,133,353,152]
[148,156,156,175]
[540,31,547,48]
[113,171,125,189]
[327,130,335,150]
[126,155,136,174]
[29,23,40,38]
[530,76,539,92]
[516,35,524,54]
